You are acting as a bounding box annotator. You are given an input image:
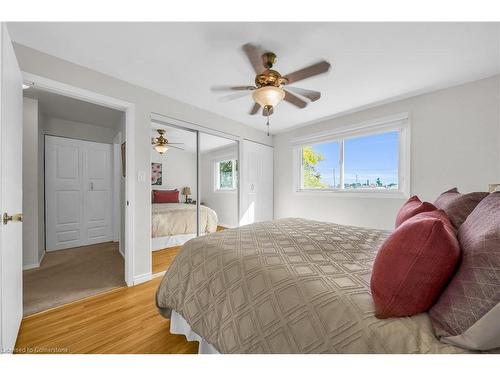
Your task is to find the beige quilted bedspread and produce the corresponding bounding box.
[156,218,468,353]
[152,203,218,237]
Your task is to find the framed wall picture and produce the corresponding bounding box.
[151,162,162,185]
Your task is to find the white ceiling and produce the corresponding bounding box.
[152,123,235,153]
[24,87,123,127]
[10,22,500,133]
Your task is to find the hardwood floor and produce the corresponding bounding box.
[15,226,233,354]
[151,226,227,274]
[152,246,181,275]
[15,276,198,354]
[15,243,199,354]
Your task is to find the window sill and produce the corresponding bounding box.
[214,189,237,194]
[295,189,408,199]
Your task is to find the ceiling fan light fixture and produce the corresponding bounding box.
[252,86,285,108]
[154,144,168,154]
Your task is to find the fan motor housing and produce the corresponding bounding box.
[255,69,287,88]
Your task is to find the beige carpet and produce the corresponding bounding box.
[23,242,125,316]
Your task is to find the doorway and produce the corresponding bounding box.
[21,86,129,315]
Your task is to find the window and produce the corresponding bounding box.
[216,159,238,190]
[295,114,409,196]
[343,131,399,190]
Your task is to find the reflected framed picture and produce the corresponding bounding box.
[151,162,162,185]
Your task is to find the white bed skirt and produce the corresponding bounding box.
[151,234,197,251]
[170,310,220,354]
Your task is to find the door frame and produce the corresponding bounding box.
[22,72,136,286]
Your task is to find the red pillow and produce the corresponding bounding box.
[371,210,460,319]
[395,195,436,227]
[152,189,179,203]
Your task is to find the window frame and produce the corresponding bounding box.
[292,113,411,198]
[214,158,238,192]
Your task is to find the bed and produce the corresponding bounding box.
[151,203,218,250]
[155,218,472,354]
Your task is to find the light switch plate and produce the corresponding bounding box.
[138,170,146,182]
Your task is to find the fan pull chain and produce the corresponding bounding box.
[266,115,270,136]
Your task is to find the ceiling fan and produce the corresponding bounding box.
[212,43,331,134]
[152,129,184,154]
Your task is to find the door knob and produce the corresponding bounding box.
[3,212,23,225]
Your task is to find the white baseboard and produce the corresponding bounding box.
[133,272,152,285]
[23,262,40,271]
[39,250,45,265]
[23,251,46,270]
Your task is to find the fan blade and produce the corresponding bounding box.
[249,102,260,115]
[242,43,265,74]
[218,91,252,103]
[262,106,274,117]
[166,143,184,145]
[168,145,185,151]
[283,61,331,84]
[285,87,321,102]
[284,90,308,108]
[210,85,254,92]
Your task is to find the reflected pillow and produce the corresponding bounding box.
[152,189,179,203]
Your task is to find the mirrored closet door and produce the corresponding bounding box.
[150,124,197,274]
[198,133,239,235]
[150,118,273,275]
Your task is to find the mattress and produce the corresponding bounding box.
[156,218,469,354]
[151,203,218,237]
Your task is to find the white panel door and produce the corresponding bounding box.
[0,23,23,353]
[83,141,112,245]
[45,136,112,251]
[45,136,83,250]
[240,140,273,225]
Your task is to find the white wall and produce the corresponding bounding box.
[274,75,500,230]
[43,116,116,144]
[11,43,273,282]
[200,143,238,228]
[150,147,197,201]
[22,97,41,269]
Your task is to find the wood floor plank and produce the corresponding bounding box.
[152,246,181,274]
[15,266,198,354]
[151,227,227,275]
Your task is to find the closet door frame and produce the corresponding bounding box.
[150,114,241,240]
[239,139,274,225]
